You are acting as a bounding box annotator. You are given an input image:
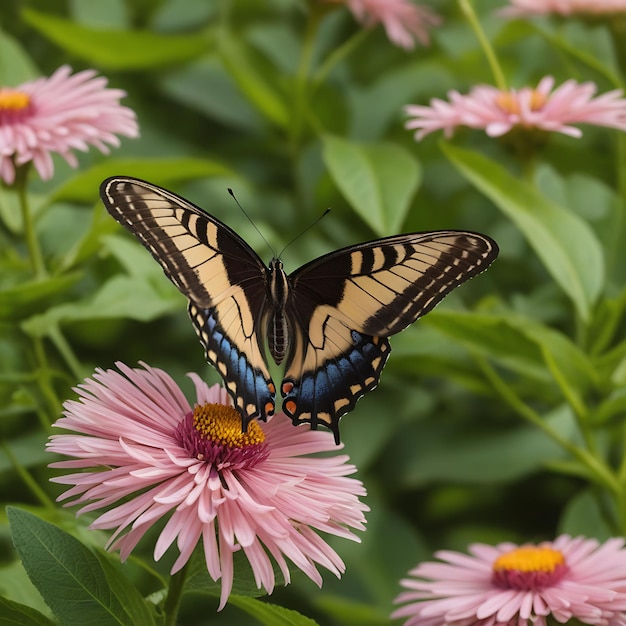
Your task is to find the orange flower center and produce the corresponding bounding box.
[193,403,265,448]
[492,546,567,590]
[0,89,31,111]
[496,90,547,115]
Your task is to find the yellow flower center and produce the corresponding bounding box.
[492,545,567,590]
[193,403,265,448]
[493,546,565,573]
[0,89,31,111]
[496,90,547,115]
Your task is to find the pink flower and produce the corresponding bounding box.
[47,362,368,610]
[0,65,138,185]
[392,535,626,626]
[500,0,626,17]
[328,0,441,49]
[405,76,626,140]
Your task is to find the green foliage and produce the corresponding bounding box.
[3,1,626,624]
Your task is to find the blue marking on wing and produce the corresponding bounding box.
[187,303,275,428]
[282,330,391,444]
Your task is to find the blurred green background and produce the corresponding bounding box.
[2,0,625,624]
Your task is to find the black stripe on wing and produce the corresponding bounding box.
[100,177,266,309]
[289,231,499,336]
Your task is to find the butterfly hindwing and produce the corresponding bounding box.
[100,177,276,421]
[188,303,275,425]
[282,232,498,439]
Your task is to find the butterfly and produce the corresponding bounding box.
[100,177,498,443]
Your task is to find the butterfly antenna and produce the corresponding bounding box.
[278,208,331,258]
[228,188,276,258]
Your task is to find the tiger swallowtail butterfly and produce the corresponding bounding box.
[100,177,498,443]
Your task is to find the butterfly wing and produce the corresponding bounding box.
[99,176,276,425]
[282,231,499,441]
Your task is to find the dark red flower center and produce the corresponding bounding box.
[175,403,269,471]
[492,546,567,590]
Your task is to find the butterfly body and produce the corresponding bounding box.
[100,177,498,443]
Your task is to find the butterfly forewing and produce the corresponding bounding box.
[281,231,498,439]
[100,177,277,421]
[289,232,498,336]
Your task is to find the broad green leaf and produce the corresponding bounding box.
[21,275,182,337]
[442,144,605,322]
[0,432,50,473]
[227,595,319,625]
[22,8,211,70]
[0,596,56,626]
[322,136,421,236]
[185,549,279,598]
[160,56,265,131]
[218,31,290,129]
[558,490,614,540]
[7,507,156,626]
[0,28,40,85]
[52,157,235,204]
[426,310,598,393]
[388,405,574,486]
[313,596,390,626]
[0,274,81,321]
[0,560,55,623]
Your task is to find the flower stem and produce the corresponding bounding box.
[476,354,621,496]
[16,167,46,278]
[48,325,85,382]
[2,441,56,509]
[457,0,507,91]
[290,8,322,147]
[163,562,190,626]
[312,28,370,91]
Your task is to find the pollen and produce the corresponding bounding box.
[0,89,31,112]
[496,90,547,115]
[492,546,567,590]
[193,403,265,448]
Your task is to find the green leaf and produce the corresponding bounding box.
[52,157,235,204]
[322,136,421,236]
[0,27,40,85]
[227,596,319,626]
[218,31,290,129]
[0,595,56,626]
[22,8,211,70]
[0,560,55,623]
[185,547,281,598]
[21,275,182,337]
[425,310,598,392]
[558,490,614,540]
[389,405,574,486]
[0,274,81,322]
[313,596,390,626]
[442,143,605,321]
[7,507,156,626]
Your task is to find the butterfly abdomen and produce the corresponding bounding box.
[267,259,290,365]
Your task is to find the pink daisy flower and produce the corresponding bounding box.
[326,0,441,49]
[405,76,626,140]
[0,65,138,185]
[500,0,626,17]
[47,362,368,610]
[392,535,626,626]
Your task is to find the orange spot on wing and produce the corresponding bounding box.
[265,401,275,416]
[282,381,294,394]
[284,400,297,415]
[267,382,276,394]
